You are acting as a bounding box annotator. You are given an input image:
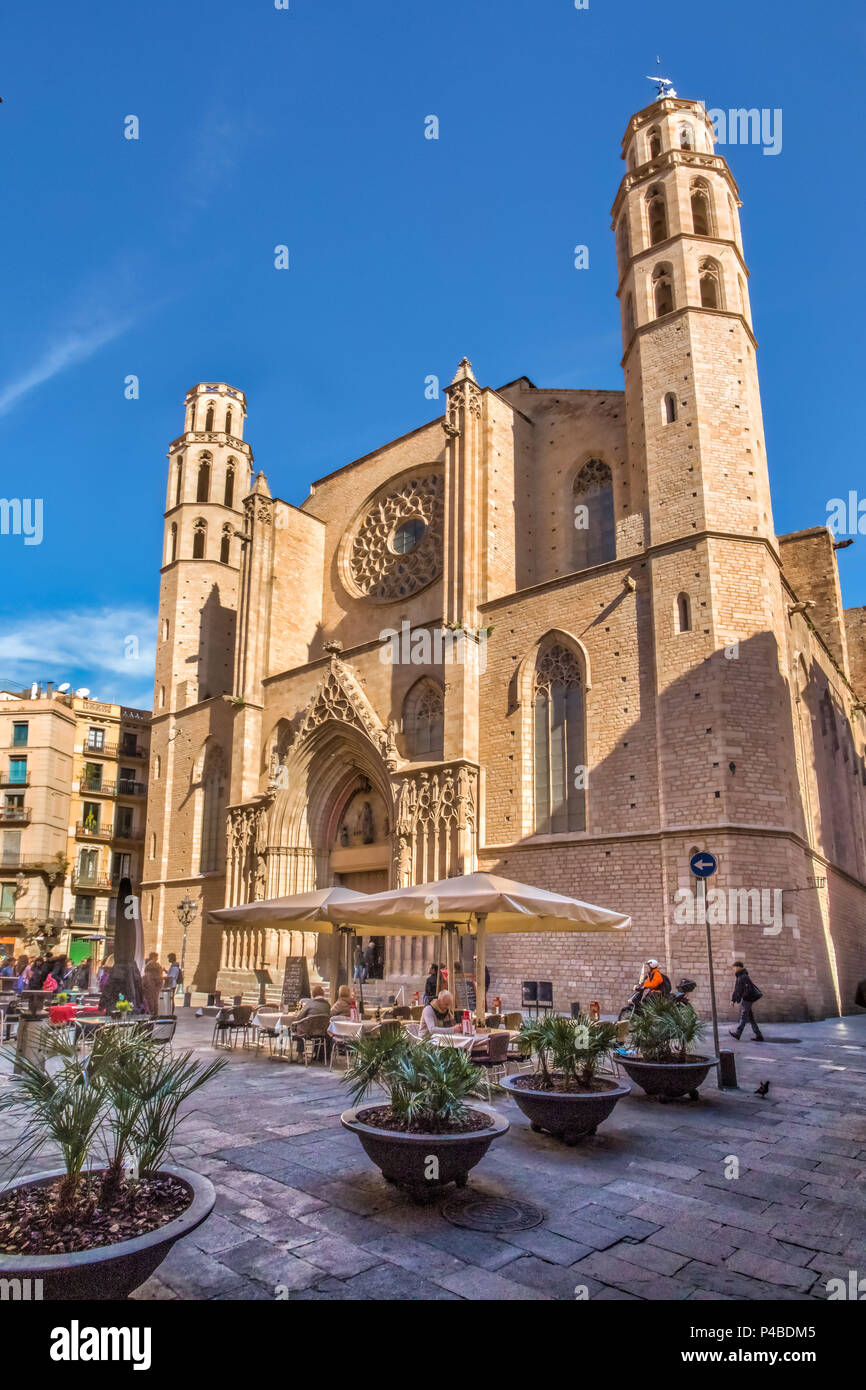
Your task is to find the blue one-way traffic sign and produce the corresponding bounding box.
[690,851,718,879]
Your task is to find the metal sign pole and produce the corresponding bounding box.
[696,876,722,1089]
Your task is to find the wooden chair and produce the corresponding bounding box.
[148,1016,177,1046]
[292,1014,330,1065]
[211,1006,234,1049]
[474,1031,510,1097]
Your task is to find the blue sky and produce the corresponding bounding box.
[2,0,864,706]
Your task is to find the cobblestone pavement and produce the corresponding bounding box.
[4,1011,866,1300]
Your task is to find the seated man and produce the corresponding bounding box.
[282,984,331,1026]
[282,985,331,1056]
[418,989,457,1040]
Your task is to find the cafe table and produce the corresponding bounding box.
[328,1017,383,1040]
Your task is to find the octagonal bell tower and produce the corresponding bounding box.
[155,383,254,714]
[613,94,773,549]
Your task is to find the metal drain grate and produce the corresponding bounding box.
[441,1193,545,1232]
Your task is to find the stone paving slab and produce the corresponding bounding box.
[3,1009,865,1301]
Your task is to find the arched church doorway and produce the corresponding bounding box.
[329,776,391,979]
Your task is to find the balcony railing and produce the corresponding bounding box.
[75,822,112,841]
[112,825,144,842]
[0,773,29,788]
[0,854,68,872]
[71,870,113,890]
[79,780,147,798]
[83,740,148,760]
[0,806,30,824]
[120,744,148,760]
[71,909,107,928]
[82,742,116,758]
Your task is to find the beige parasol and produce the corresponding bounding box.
[338,871,631,1022]
[210,886,387,1005]
[209,889,372,1000]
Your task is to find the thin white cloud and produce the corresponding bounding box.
[0,316,135,419]
[0,606,156,709]
[0,247,179,420]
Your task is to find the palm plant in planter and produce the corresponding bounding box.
[620,996,716,1101]
[0,1023,224,1299]
[340,1031,509,1199]
[501,1013,630,1144]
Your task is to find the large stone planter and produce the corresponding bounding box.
[618,1055,718,1101]
[0,1164,215,1300]
[341,1105,509,1200]
[501,1073,630,1144]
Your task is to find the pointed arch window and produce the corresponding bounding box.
[699,257,723,309]
[204,402,215,432]
[199,747,226,873]
[646,186,668,245]
[690,179,714,236]
[648,127,661,159]
[624,292,635,338]
[616,216,630,273]
[196,455,211,503]
[225,407,233,436]
[224,461,235,508]
[403,678,444,760]
[573,459,615,570]
[192,518,207,559]
[663,392,677,424]
[676,592,692,632]
[220,524,232,565]
[679,124,693,150]
[169,523,178,563]
[533,642,586,834]
[653,263,674,317]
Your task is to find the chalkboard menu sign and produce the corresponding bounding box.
[281,956,311,1009]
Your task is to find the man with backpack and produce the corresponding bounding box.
[729,960,764,1041]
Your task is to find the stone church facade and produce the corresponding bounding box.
[142,94,866,1022]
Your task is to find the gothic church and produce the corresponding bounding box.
[142,94,866,1021]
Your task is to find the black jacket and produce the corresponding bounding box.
[732,968,757,1005]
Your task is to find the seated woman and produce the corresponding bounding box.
[418,989,457,1040]
[330,984,356,1018]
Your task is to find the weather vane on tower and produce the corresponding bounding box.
[646,56,677,99]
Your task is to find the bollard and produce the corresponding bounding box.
[719,1049,738,1088]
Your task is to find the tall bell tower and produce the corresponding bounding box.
[613,93,774,550]
[154,383,254,714]
[612,91,787,835]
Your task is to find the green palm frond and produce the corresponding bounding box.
[517,1013,617,1088]
[628,996,705,1061]
[343,1033,482,1131]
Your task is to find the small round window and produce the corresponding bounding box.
[391,518,426,554]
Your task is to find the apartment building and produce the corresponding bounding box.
[0,685,149,962]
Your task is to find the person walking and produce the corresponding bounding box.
[165,952,182,996]
[353,942,365,984]
[362,939,377,982]
[143,952,164,1016]
[423,962,439,1004]
[729,960,764,1041]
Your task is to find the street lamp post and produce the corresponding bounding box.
[176,894,198,1007]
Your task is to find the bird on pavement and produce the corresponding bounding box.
[754,1080,770,1097]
